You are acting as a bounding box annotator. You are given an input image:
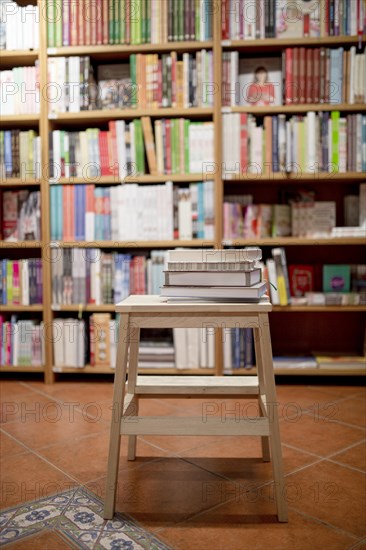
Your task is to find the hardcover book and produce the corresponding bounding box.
[323,265,351,293]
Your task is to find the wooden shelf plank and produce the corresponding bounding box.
[0,241,42,248]
[0,49,39,59]
[49,107,213,122]
[0,305,43,312]
[52,174,207,184]
[272,306,366,312]
[223,172,366,181]
[226,368,365,376]
[223,36,366,49]
[222,237,366,246]
[0,114,40,124]
[52,366,215,375]
[0,365,45,373]
[52,304,116,312]
[227,104,366,114]
[47,41,214,56]
[53,240,215,248]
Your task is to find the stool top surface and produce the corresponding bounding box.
[115,295,272,313]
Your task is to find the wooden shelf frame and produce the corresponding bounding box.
[2,3,365,383]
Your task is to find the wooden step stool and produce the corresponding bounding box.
[104,295,288,522]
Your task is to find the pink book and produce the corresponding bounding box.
[12,261,20,305]
[63,0,70,45]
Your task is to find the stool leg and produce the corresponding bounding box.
[126,328,140,461]
[254,326,270,462]
[104,314,130,520]
[257,313,288,523]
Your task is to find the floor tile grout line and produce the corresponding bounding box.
[281,439,366,463]
[301,410,366,432]
[289,504,363,543]
[0,427,32,458]
[347,538,366,550]
[325,457,366,475]
[326,438,366,458]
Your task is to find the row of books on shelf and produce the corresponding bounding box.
[271,355,366,371]
[263,247,366,306]
[49,119,214,179]
[0,65,40,116]
[0,317,44,367]
[223,47,365,107]
[221,0,365,40]
[0,2,39,51]
[1,190,41,242]
[0,130,41,179]
[224,184,366,239]
[47,0,213,48]
[0,258,42,305]
[51,249,167,306]
[223,112,366,175]
[49,53,214,113]
[49,181,215,241]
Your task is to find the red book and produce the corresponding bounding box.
[165,120,172,174]
[98,131,110,176]
[222,0,229,39]
[77,0,85,45]
[89,320,95,362]
[125,0,131,44]
[70,0,78,45]
[299,47,306,103]
[108,121,118,176]
[313,48,320,103]
[102,0,109,44]
[289,265,314,297]
[84,0,91,45]
[96,0,102,44]
[305,48,313,103]
[86,184,95,214]
[319,47,326,103]
[292,48,299,104]
[171,52,177,107]
[240,113,248,172]
[285,48,293,104]
[12,261,20,305]
[90,0,97,45]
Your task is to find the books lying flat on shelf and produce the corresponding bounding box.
[167,247,262,262]
[273,357,318,369]
[315,355,366,370]
[161,281,268,300]
[164,268,262,287]
[167,261,256,271]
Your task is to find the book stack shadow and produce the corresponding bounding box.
[160,248,267,301]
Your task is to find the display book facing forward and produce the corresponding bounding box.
[160,248,267,301]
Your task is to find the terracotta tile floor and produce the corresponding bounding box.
[0,379,365,549]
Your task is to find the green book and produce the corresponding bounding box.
[47,0,56,47]
[173,0,179,40]
[130,55,137,106]
[120,0,125,44]
[178,0,184,40]
[7,261,13,304]
[141,0,146,43]
[114,0,120,44]
[323,265,351,293]
[331,111,340,172]
[195,0,200,40]
[109,0,115,44]
[134,119,145,174]
[146,0,151,42]
[55,0,62,47]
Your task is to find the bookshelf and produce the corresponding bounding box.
[1,1,365,381]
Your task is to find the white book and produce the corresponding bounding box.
[13,322,19,366]
[116,120,127,180]
[266,259,280,305]
[207,327,215,368]
[223,328,232,370]
[63,319,78,367]
[306,112,316,172]
[199,327,208,368]
[359,184,366,228]
[77,320,85,368]
[186,328,200,368]
[349,46,355,105]
[356,114,362,172]
[110,320,117,368]
[167,248,262,263]
[21,259,29,306]
[53,319,65,367]
[178,188,192,240]
[244,0,256,39]
[173,328,187,369]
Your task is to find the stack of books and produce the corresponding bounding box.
[160,248,267,301]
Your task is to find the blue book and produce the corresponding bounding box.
[4,131,12,177]
[330,48,343,104]
[244,328,254,369]
[197,182,205,238]
[50,186,58,240]
[94,187,103,240]
[1,260,6,304]
[272,116,279,172]
[79,185,86,241]
[122,254,131,299]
